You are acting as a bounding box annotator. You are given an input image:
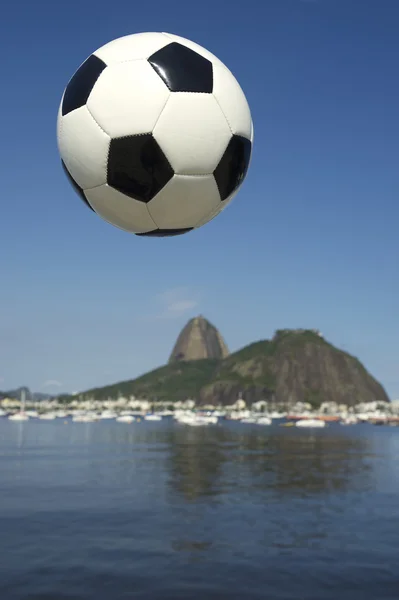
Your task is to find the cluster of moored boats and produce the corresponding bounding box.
[2,407,325,428]
[1,401,396,428]
[173,411,326,428]
[1,408,164,423]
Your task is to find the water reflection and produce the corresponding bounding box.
[165,423,374,503]
[165,425,231,501]
[1,419,376,504]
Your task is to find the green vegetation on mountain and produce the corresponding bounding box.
[58,327,389,407]
[59,359,220,404]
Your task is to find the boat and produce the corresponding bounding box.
[175,412,197,425]
[296,419,326,428]
[197,415,218,425]
[144,414,162,421]
[228,410,251,421]
[72,413,97,422]
[175,412,217,426]
[9,412,29,421]
[26,410,38,418]
[38,413,57,420]
[270,411,286,419]
[116,415,135,423]
[341,416,358,425]
[98,410,117,420]
[8,390,29,421]
[256,416,272,426]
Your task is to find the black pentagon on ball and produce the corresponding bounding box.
[62,55,106,116]
[136,228,193,237]
[107,134,174,203]
[214,135,252,201]
[61,160,94,211]
[148,42,213,93]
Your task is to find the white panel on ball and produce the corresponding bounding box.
[212,63,252,140]
[153,94,231,175]
[87,61,170,138]
[85,185,158,233]
[94,32,171,64]
[57,106,110,190]
[195,188,239,228]
[162,33,225,69]
[194,203,223,229]
[147,174,221,229]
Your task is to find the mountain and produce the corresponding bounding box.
[58,328,389,407]
[0,387,51,401]
[168,315,229,363]
[196,329,389,407]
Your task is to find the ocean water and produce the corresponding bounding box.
[1,418,399,600]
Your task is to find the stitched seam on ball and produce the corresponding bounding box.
[83,184,159,229]
[176,173,213,177]
[151,95,175,176]
[113,133,151,138]
[114,57,150,65]
[174,91,211,95]
[145,102,171,232]
[86,104,109,136]
[145,203,159,230]
[213,94,234,136]
[193,204,221,229]
[86,105,111,183]
[152,94,171,131]
[82,182,113,192]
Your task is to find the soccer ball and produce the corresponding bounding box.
[57,32,253,237]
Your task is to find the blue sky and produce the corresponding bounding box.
[0,0,398,399]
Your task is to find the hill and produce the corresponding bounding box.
[0,387,51,402]
[168,315,229,363]
[58,329,389,407]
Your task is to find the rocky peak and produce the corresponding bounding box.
[168,315,229,364]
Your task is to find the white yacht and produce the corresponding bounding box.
[55,411,68,418]
[8,390,29,421]
[341,415,358,425]
[116,415,135,423]
[26,410,39,418]
[296,419,325,428]
[175,412,218,426]
[72,413,97,422]
[9,413,29,421]
[98,410,117,420]
[270,411,286,419]
[38,413,57,420]
[256,416,272,426]
[144,414,162,421]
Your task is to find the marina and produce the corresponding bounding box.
[2,395,399,428]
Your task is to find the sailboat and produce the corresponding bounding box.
[9,389,30,421]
